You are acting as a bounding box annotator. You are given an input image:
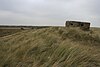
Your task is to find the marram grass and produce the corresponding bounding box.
[0,27,100,67]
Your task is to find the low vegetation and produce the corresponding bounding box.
[0,27,100,67]
[0,29,22,37]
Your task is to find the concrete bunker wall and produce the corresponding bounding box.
[65,21,90,30]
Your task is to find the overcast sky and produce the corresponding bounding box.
[0,0,100,27]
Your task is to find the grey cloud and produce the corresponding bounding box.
[0,0,100,27]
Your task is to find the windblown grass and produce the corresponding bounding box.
[0,29,22,37]
[0,27,100,67]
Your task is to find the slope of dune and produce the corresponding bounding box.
[0,27,100,67]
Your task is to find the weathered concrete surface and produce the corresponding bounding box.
[65,21,90,30]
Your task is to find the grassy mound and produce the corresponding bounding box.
[0,27,100,67]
